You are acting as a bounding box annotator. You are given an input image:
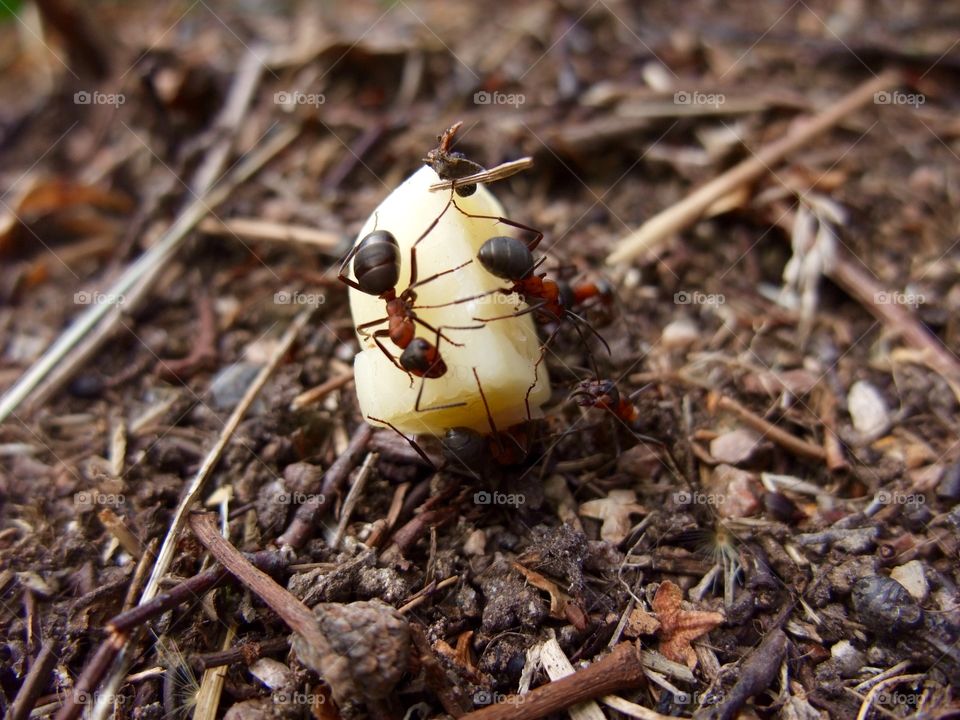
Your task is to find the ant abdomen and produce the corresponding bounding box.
[441,426,487,467]
[478,236,535,281]
[353,230,401,295]
[400,338,447,378]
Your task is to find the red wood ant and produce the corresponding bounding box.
[441,368,531,470]
[570,379,639,423]
[423,121,486,197]
[447,206,611,416]
[338,205,487,412]
[558,276,617,327]
[371,368,532,474]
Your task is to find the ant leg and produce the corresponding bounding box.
[412,376,467,412]
[471,368,506,458]
[408,196,456,286]
[413,316,482,347]
[370,330,412,382]
[336,242,365,291]
[452,200,544,251]
[355,315,389,339]
[407,259,473,291]
[414,288,501,310]
[367,416,437,471]
[564,309,612,355]
[524,323,563,421]
[472,298,546,323]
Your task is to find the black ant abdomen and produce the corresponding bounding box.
[400,338,447,378]
[478,235,535,281]
[441,426,487,467]
[353,230,401,296]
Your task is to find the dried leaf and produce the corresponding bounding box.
[578,489,646,543]
[512,562,588,630]
[710,428,762,465]
[652,581,724,669]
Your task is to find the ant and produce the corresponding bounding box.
[338,207,486,412]
[451,211,611,416]
[570,379,639,423]
[371,368,533,474]
[441,368,532,470]
[558,276,617,327]
[423,121,486,197]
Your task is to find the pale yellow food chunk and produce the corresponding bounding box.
[349,166,550,437]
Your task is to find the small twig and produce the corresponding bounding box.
[7,639,59,720]
[855,673,926,720]
[827,252,960,400]
[607,71,901,264]
[188,514,334,668]
[397,576,459,615]
[694,628,787,720]
[290,370,355,411]
[330,452,377,550]
[107,551,285,635]
[711,393,827,463]
[428,158,534,192]
[458,642,646,720]
[199,217,341,251]
[190,637,291,672]
[277,423,374,549]
[97,509,143,559]
[156,291,218,380]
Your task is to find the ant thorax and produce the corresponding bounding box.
[347,166,551,437]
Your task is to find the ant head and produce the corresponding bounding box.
[354,230,400,296]
[478,236,534,281]
[400,338,446,378]
[571,379,619,408]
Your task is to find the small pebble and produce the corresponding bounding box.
[889,560,929,602]
[852,575,923,634]
[848,380,889,439]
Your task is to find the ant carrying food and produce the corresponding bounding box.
[338,207,487,412]
[448,206,611,416]
[371,368,533,474]
[441,367,532,469]
[423,121,487,197]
